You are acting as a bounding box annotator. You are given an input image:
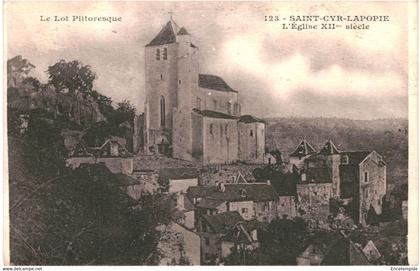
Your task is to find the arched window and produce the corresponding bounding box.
[160,96,166,127]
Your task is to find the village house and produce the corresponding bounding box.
[66,136,134,175]
[195,211,260,263]
[187,182,280,223]
[220,219,262,259]
[292,139,387,225]
[136,18,267,164]
[289,140,317,170]
[156,167,200,229]
[275,181,298,219]
[339,150,386,225]
[158,167,199,193]
[77,163,142,201]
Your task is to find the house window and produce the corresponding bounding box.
[268,158,272,164]
[163,48,168,60]
[160,96,166,127]
[179,80,181,85]
[204,237,210,245]
[341,155,349,164]
[364,171,369,183]
[209,123,213,135]
[196,97,201,110]
[241,208,248,214]
[227,102,232,114]
[156,48,160,60]
[250,130,253,137]
[264,203,269,211]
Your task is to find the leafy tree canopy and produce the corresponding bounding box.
[48,60,96,94]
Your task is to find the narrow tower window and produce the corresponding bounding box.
[196,97,201,110]
[364,171,369,183]
[163,48,168,60]
[210,124,213,135]
[160,96,166,127]
[156,49,160,60]
[250,130,253,137]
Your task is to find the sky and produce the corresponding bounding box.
[6,1,410,119]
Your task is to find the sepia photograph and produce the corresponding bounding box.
[4,1,418,267]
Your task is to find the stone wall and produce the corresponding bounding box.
[191,112,204,160]
[296,183,332,221]
[202,117,238,164]
[238,122,265,164]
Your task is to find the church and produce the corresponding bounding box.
[135,19,266,165]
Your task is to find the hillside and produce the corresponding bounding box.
[264,117,408,188]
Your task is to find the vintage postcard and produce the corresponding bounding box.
[3,0,418,268]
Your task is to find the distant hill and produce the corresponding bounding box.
[264,117,408,188]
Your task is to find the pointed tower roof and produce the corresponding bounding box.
[146,19,181,47]
[319,140,340,155]
[290,140,317,157]
[177,27,189,35]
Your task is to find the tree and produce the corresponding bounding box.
[22,77,41,91]
[114,99,136,126]
[25,109,67,177]
[48,60,96,94]
[90,90,114,119]
[258,217,308,265]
